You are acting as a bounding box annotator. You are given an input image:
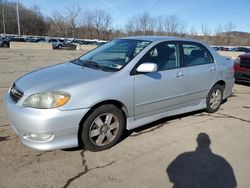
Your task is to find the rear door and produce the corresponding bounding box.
[181,42,217,105]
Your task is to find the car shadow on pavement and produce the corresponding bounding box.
[120,110,205,141]
[166,133,237,188]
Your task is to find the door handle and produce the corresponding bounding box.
[210,67,216,72]
[176,72,184,78]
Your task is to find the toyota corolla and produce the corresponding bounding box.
[3,36,235,151]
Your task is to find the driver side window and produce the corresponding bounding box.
[139,42,179,71]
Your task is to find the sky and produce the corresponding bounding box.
[11,0,250,33]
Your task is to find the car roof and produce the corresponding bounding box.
[120,35,210,47]
[120,35,183,42]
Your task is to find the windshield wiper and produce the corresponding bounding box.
[70,59,100,69]
[81,59,117,72]
[81,60,102,70]
[71,58,116,72]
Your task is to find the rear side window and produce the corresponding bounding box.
[49,39,57,42]
[182,43,214,67]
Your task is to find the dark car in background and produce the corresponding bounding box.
[0,37,25,48]
[0,36,3,46]
[25,36,46,43]
[234,53,250,83]
[233,47,250,53]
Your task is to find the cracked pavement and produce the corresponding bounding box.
[0,49,250,188]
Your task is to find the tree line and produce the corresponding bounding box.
[1,1,250,46]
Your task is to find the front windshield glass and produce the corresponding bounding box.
[74,39,151,71]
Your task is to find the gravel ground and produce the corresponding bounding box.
[0,49,249,188]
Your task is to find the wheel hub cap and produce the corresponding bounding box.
[209,89,222,110]
[89,113,119,146]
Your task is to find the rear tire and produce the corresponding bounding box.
[206,85,223,113]
[80,104,125,151]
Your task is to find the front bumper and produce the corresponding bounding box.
[3,93,89,151]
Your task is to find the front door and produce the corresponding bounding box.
[134,42,187,119]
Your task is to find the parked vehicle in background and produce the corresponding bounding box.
[234,53,250,83]
[97,40,107,46]
[3,36,234,151]
[25,36,46,43]
[48,38,65,49]
[0,37,26,48]
[212,46,219,51]
[48,38,76,49]
[213,46,230,51]
[233,47,250,53]
[0,36,3,46]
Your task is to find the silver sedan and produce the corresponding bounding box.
[3,36,235,151]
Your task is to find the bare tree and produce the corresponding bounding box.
[0,0,6,34]
[224,22,236,33]
[65,5,81,38]
[138,11,155,35]
[80,9,95,39]
[1,1,249,46]
[214,24,223,45]
[156,15,164,35]
[126,11,155,35]
[49,11,67,37]
[201,24,210,42]
[92,9,112,39]
[224,22,236,45]
[125,17,136,35]
[0,1,48,36]
[189,25,197,36]
[163,15,186,36]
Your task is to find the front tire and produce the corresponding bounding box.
[206,85,223,113]
[80,104,125,151]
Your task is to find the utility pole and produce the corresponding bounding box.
[16,0,21,37]
[1,0,6,34]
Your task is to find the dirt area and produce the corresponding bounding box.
[0,49,249,188]
[218,51,244,59]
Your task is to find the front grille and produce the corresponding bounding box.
[9,83,24,103]
[240,58,250,68]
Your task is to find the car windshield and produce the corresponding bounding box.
[72,39,151,71]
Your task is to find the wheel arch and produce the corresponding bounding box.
[213,80,226,90]
[77,99,128,146]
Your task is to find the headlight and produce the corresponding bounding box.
[23,91,70,109]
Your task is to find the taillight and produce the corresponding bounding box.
[233,63,238,72]
[233,56,249,73]
[233,57,240,73]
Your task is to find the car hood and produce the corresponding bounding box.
[15,62,112,94]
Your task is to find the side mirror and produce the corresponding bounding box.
[136,63,158,73]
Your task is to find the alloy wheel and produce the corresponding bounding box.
[89,113,119,146]
[209,89,222,110]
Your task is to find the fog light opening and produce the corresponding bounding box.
[23,132,55,142]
